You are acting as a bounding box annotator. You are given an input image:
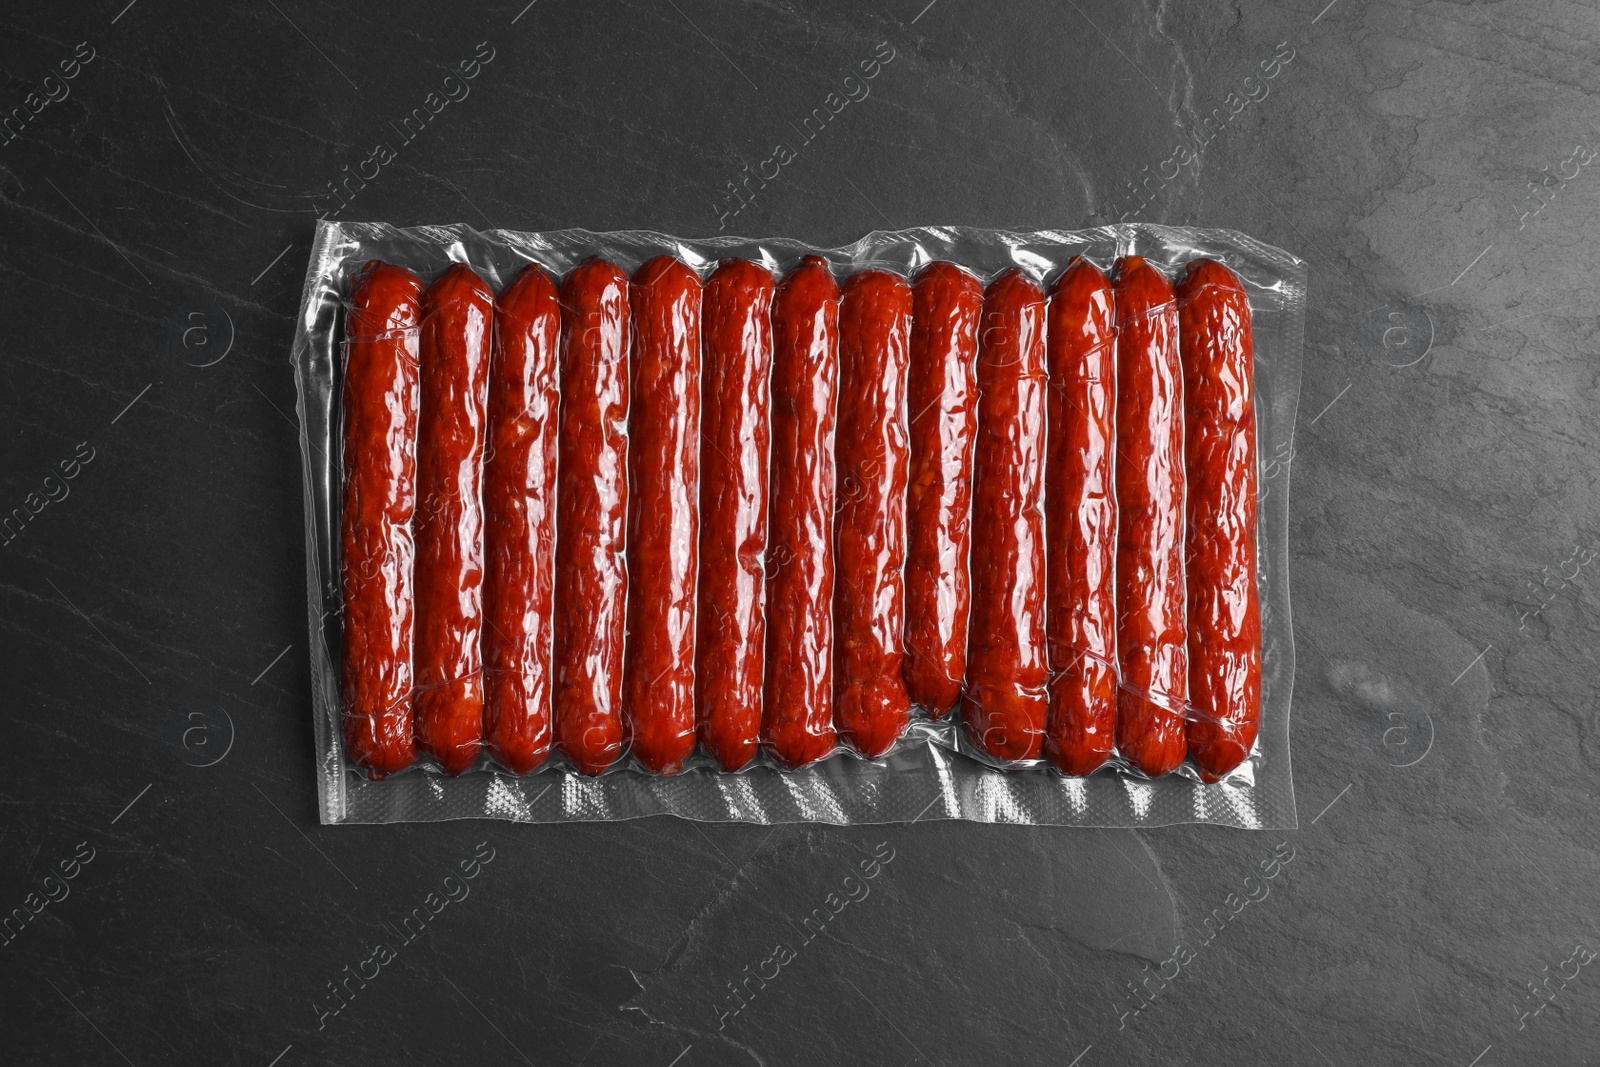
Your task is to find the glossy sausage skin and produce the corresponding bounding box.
[763,256,840,768]
[414,263,493,775]
[553,260,630,776]
[1044,259,1118,775]
[961,268,1049,762]
[904,262,981,717]
[1112,256,1188,777]
[341,261,422,779]
[483,264,560,775]
[623,257,701,775]
[697,259,773,770]
[1177,259,1260,782]
[834,269,912,759]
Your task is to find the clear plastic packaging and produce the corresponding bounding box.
[291,221,1306,828]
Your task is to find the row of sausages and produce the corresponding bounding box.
[339,251,1259,783]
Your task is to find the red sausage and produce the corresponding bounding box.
[483,264,560,775]
[1177,259,1260,782]
[1044,258,1118,775]
[762,256,840,768]
[961,267,1048,762]
[414,263,493,775]
[341,261,422,779]
[696,259,773,771]
[1112,256,1188,777]
[553,259,631,776]
[623,256,701,775]
[834,269,912,759]
[903,261,981,717]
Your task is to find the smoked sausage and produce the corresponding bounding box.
[834,268,912,759]
[961,267,1048,762]
[414,263,492,775]
[697,259,773,771]
[1112,256,1188,778]
[553,259,630,776]
[623,256,701,775]
[903,262,980,718]
[483,263,561,775]
[1177,259,1260,782]
[1043,258,1118,775]
[763,256,840,768]
[341,260,422,779]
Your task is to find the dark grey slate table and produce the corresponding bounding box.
[2,2,1594,1063]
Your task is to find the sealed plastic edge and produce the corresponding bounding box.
[1256,238,1305,830]
[295,221,1306,828]
[291,219,351,825]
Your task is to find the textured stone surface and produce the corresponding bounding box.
[0,1,1595,1064]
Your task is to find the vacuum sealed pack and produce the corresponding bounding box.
[290,221,1306,828]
